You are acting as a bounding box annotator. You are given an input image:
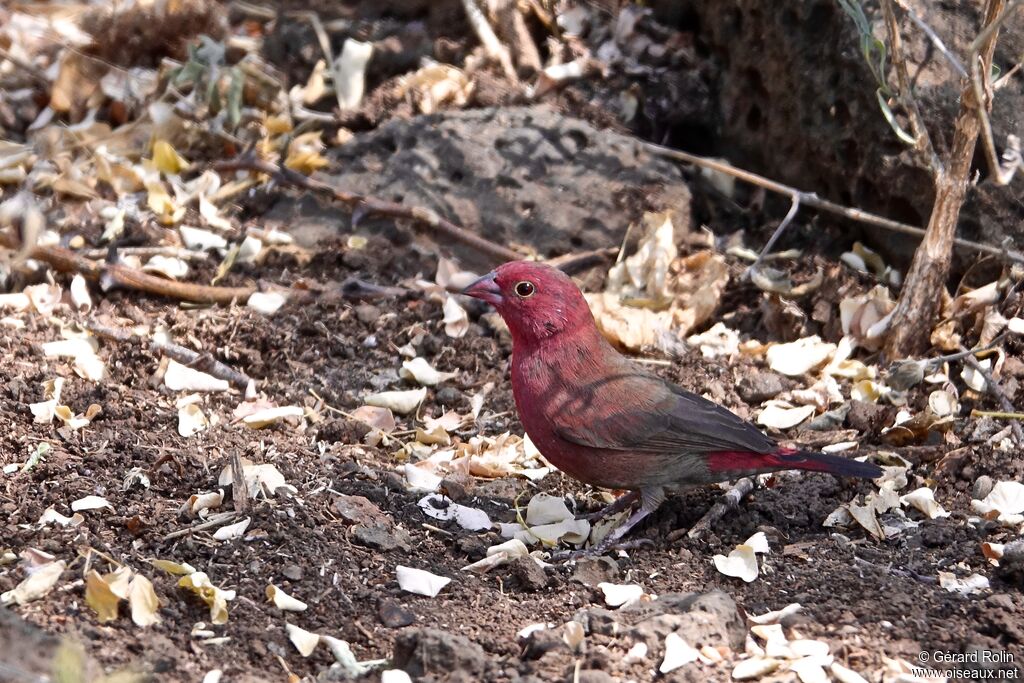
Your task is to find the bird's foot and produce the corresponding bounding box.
[580,490,640,522]
[549,538,655,563]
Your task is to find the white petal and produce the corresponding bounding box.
[364,388,426,415]
[597,582,644,608]
[660,632,700,673]
[713,544,758,582]
[286,623,320,657]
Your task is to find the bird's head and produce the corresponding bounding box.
[462,261,595,346]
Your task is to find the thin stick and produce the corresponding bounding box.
[162,511,240,541]
[752,194,800,268]
[686,477,755,540]
[214,155,524,264]
[961,344,1024,446]
[881,0,942,173]
[644,142,1024,265]
[231,452,250,514]
[460,0,518,81]
[87,322,255,389]
[0,231,258,304]
[971,410,1024,420]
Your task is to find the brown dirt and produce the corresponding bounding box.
[1,237,1022,682]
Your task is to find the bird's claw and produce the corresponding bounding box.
[549,537,655,563]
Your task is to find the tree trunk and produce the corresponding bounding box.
[883,0,1007,360]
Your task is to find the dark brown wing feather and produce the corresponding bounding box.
[552,372,777,455]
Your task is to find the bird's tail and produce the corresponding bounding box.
[771,448,882,479]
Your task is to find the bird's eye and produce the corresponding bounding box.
[514,280,535,298]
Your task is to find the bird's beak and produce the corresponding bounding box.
[462,271,503,306]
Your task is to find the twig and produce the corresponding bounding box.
[0,231,258,304]
[231,452,250,514]
[894,0,968,77]
[644,142,1024,265]
[162,511,240,541]
[214,155,524,264]
[971,410,1024,420]
[460,0,518,81]
[751,194,800,269]
[546,247,618,275]
[852,556,937,584]
[86,322,255,389]
[961,344,1024,446]
[81,246,209,261]
[969,0,1024,185]
[686,477,755,540]
[881,0,942,173]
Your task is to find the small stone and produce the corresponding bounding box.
[509,556,547,592]
[334,494,388,526]
[574,608,619,636]
[571,556,619,587]
[439,478,469,502]
[282,564,303,581]
[393,628,487,677]
[737,371,786,403]
[378,598,415,628]
[846,400,896,434]
[317,418,371,444]
[355,304,382,324]
[435,386,464,406]
[973,475,995,501]
[456,535,488,560]
[352,524,412,552]
[521,628,566,660]
[577,671,615,683]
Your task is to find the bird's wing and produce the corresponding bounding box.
[551,372,777,455]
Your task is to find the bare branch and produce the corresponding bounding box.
[881,0,942,173]
[643,142,1024,265]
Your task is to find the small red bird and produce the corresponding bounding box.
[464,261,881,554]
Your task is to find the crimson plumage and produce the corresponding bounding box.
[464,261,881,551]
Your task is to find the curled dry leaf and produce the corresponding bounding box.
[900,487,950,519]
[766,336,836,376]
[242,406,305,429]
[714,542,761,583]
[178,403,209,437]
[748,603,802,625]
[364,387,427,415]
[70,274,91,312]
[266,584,308,612]
[732,657,780,680]
[757,401,816,430]
[189,490,224,517]
[660,632,700,673]
[461,539,531,573]
[164,360,229,392]
[247,291,287,315]
[417,494,492,531]
[72,495,113,512]
[442,296,469,338]
[938,572,990,595]
[217,460,297,498]
[177,572,236,624]
[38,508,84,527]
[212,517,250,541]
[128,574,161,627]
[286,622,320,657]
[839,285,895,349]
[1,561,66,606]
[400,357,457,386]
[972,481,1024,525]
[396,565,451,598]
[597,582,644,608]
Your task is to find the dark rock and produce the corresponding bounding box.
[317,418,371,444]
[393,628,488,677]
[973,475,995,501]
[456,535,488,561]
[377,598,416,628]
[622,591,745,651]
[521,628,566,660]
[570,556,619,587]
[315,107,693,270]
[509,556,547,592]
[846,400,896,435]
[438,478,469,502]
[436,386,464,406]
[352,524,412,552]
[282,564,303,581]
[737,371,786,404]
[577,671,615,683]
[574,608,620,637]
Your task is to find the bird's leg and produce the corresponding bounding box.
[580,490,640,522]
[553,488,665,561]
